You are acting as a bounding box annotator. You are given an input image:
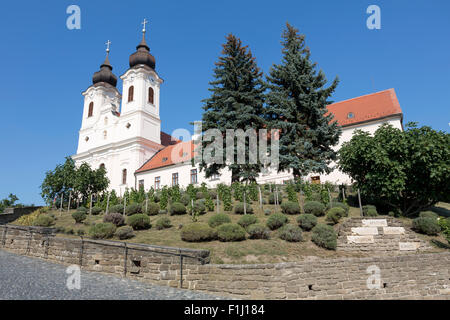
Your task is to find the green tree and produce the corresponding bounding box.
[338,123,450,216]
[265,23,341,179]
[198,34,266,183]
[0,194,20,213]
[73,162,109,205]
[40,157,77,205]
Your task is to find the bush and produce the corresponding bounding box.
[110,204,124,214]
[90,207,102,215]
[142,202,160,216]
[33,215,54,227]
[72,211,87,223]
[159,209,167,215]
[77,207,88,214]
[362,205,378,217]
[181,223,217,242]
[327,202,349,217]
[155,217,172,230]
[247,224,270,240]
[268,193,283,205]
[304,201,326,216]
[281,201,301,215]
[208,214,231,228]
[88,223,116,239]
[326,207,346,225]
[234,202,254,214]
[237,215,258,229]
[311,224,337,250]
[264,209,271,215]
[209,190,217,199]
[217,223,246,242]
[278,224,303,242]
[180,194,190,206]
[412,217,440,235]
[266,213,288,230]
[169,202,187,215]
[194,199,207,215]
[125,203,142,216]
[103,213,125,227]
[297,214,317,231]
[196,191,205,199]
[115,226,135,240]
[419,211,438,220]
[127,214,151,230]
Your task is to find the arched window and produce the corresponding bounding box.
[148,87,154,104]
[88,102,94,117]
[103,130,107,140]
[99,163,105,170]
[122,169,127,185]
[128,86,134,102]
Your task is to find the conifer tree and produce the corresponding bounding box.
[265,23,341,179]
[199,34,265,182]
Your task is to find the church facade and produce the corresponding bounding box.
[72,27,404,195]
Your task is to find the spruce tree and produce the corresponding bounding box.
[199,34,265,182]
[265,23,342,179]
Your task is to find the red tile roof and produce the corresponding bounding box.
[136,89,403,173]
[327,88,403,127]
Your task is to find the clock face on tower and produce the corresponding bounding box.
[148,75,156,85]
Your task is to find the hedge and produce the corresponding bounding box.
[412,217,440,235]
[88,223,116,239]
[33,215,55,227]
[127,214,151,230]
[217,223,246,242]
[181,223,217,242]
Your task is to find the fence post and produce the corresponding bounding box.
[357,188,363,217]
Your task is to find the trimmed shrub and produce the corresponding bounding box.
[196,191,205,199]
[194,199,207,215]
[115,226,135,240]
[237,215,258,229]
[297,214,317,231]
[77,207,88,214]
[268,193,283,205]
[180,194,190,206]
[208,214,231,228]
[327,202,349,217]
[412,217,440,235]
[155,217,172,230]
[264,209,271,216]
[326,207,346,225]
[125,203,142,216]
[103,213,125,227]
[266,213,288,230]
[110,204,124,214]
[181,223,217,242]
[72,211,87,223]
[159,209,167,215]
[234,203,254,215]
[127,214,151,230]
[247,224,270,240]
[304,201,325,216]
[419,211,438,220]
[362,205,378,217]
[153,193,161,203]
[33,215,54,227]
[278,224,303,242]
[88,223,116,239]
[91,207,102,215]
[281,201,301,215]
[217,223,246,242]
[209,190,217,199]
[169,202,187,215]
[142,202,160,216]
[311,224,337,250]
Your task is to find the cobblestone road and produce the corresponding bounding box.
[0,250,226,300]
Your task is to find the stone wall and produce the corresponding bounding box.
[1,224,448,300]
[0,207,42,225]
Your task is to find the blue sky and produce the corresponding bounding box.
[0,0,449,205]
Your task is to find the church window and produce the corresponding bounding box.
[148,87,154,104]
[126,123,131,129]
[210,173,220,181]
[99,163,105,169]
[85,136,89,142]
[190,169,198,184]
[128,86,134,102]
[88,102,94,117]
[311,176,321,184]
[172,173,179,186]
[154,176,161,189]
[104,117,108,125]
[122,169,127,185]
[103,131,107,140]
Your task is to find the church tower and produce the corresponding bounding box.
[119,19,163,145]
[77,42,121,154]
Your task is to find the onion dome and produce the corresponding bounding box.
[92,42,118,87]
[129,21,156,70]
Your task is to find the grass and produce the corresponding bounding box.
[16,195,449,264]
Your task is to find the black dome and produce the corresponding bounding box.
[129,36,156,70]
[92,55,118,87]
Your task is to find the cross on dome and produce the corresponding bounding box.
[142,18,148,33]
[105,40,111,53]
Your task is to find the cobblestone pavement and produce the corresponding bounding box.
[0,250,227,300]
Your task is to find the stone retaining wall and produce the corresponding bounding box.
[1,224,448,299]
[0,207,42,225]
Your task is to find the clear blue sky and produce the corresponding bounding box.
[0,0,448,205]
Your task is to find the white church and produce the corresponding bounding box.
[72,23,404,196]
